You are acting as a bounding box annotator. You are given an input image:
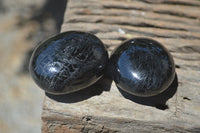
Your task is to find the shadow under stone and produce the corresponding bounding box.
[118,74,178,110]
[46,75,112,103]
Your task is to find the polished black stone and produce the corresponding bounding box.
[109,38,175,97]
[29,31,108,94]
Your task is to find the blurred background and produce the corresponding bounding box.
[0,0,67,132]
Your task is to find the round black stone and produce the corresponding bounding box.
[29,31,108,94]
[109,38,175,97]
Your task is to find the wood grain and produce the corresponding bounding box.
[42,0,200,132]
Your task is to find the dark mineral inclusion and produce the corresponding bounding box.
[29,31,108,95]
[109,38,175,97]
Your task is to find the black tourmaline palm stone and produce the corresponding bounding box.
[109,38,175,97]
[29,31,108,95]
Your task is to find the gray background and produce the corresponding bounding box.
[0,0,67,132]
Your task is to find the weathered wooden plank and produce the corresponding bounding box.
[63,23,200,40]
[101,0,200,19]
[66,15,200,32]
[43,0,200,132]
[68,0,200,19]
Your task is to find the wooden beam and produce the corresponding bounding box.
[42,0,200,132]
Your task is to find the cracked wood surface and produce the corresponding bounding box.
[42,0,200,132]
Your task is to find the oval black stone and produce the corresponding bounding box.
[109,38,175,97]
[29,31,108,94]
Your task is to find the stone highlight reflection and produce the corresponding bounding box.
[109,38,175,97]
[29,31,108,95]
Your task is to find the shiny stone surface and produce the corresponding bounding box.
[109,38,175,97]
[29,31,108,94]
